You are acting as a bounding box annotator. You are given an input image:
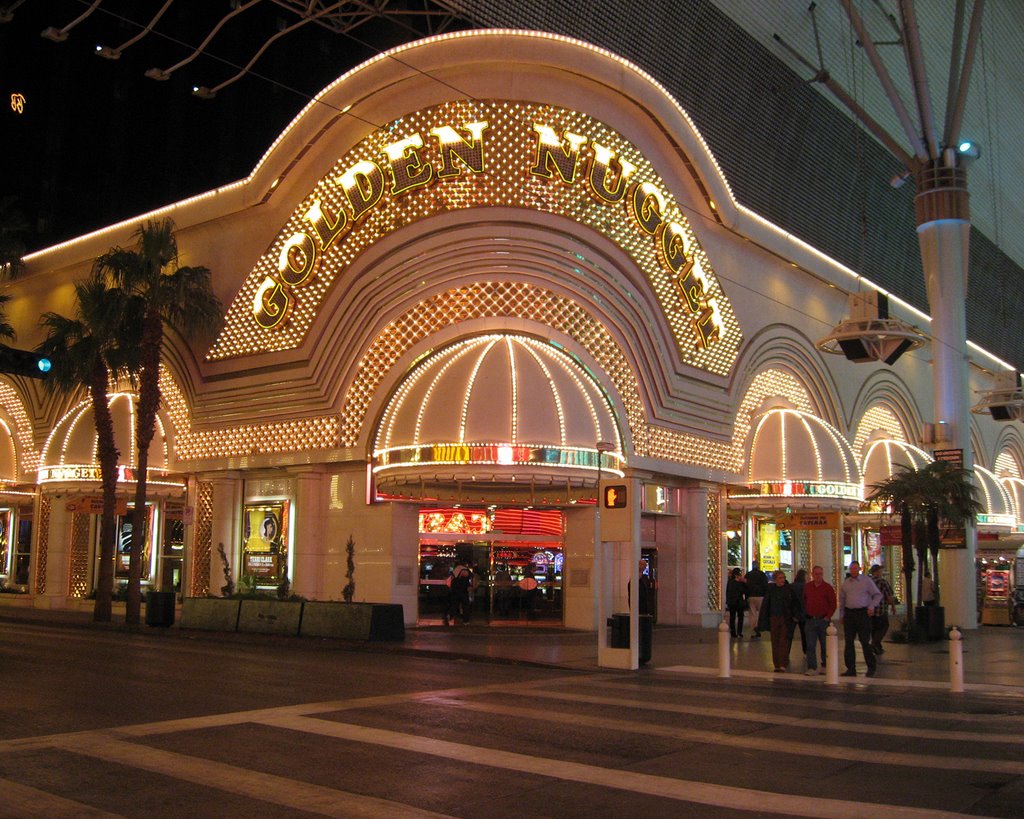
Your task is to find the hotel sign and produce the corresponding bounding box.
[374,443,625,475]
[219,100,739,368]
[732,481,862,502]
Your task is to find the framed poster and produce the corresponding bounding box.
[241,501,289,583]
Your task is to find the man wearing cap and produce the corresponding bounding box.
[839,561,883,677]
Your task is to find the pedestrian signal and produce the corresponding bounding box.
[603,484,627,508]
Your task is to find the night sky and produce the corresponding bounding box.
[2,0,453,253]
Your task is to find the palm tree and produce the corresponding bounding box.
[919,460,983,603]
[870,460,983,636]
[94,219,221,624]
[869,464,926,621]
[38,274,141,622]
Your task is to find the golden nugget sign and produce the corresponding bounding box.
[250,106,723,350]
[732,481,862,501]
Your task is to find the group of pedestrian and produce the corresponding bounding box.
[725,559,898,677]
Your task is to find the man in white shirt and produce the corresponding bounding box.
[839,561,883,677]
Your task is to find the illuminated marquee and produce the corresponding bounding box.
[730,480,863,502]
[373,443,626,476]
[214,101,739,373]
[38,464,186,487]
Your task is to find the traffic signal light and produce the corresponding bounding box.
[603,484,627,508]
[0,346,51,378]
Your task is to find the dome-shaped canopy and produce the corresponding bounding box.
[975,465,1015,531]
[861,437,933,492]
[1000,476,1024,526]
[373,334,624,501]
[38,393,180,489]
[732,407,861,509]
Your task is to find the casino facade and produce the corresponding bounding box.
[8,30,1024,633]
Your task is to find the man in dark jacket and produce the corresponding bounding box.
[745,559,768,638]
[758,570,802,671]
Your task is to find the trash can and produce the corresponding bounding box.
[145,590,177,627]
[915,605,945,640]
[607,613,653,663]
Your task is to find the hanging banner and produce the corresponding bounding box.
[776,512,839,530]
[758,522,780,572]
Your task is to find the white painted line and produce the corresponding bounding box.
[589,678,1024,724]
[258,713,967,819]
[432,696,1024,775]
[0,777,122,818]
[54,733,451,819]
[511,687,1024,746]
[659,664,1024,696]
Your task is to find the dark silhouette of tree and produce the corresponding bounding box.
[94,219,221,624]
[38,274,141,622]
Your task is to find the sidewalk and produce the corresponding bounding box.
[406,621,1024,693]
[3,604,1022,693]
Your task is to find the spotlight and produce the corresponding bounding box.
[40,26,68,42]
[957,140,980,159]
[95,45,120,59]
[192,86,215,99]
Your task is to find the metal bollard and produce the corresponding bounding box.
[949,626,964,693]
[718,619,731,678]
[825,622,840,685]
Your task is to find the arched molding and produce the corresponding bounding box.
[730,324,844,429]
[848,371,927,456]
[969,419,989,470]
[992,426,1024,477]
[0,377,40,480]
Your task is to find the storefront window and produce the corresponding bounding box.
[114,505,152,581]
[14,513,30,585]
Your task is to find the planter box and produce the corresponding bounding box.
[180,598,241,632]
[300,601,405,641]
[238,599,303,636]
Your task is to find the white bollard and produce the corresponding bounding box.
[718,619,731,678]
[825,623,840,685]
[949,626,964,693]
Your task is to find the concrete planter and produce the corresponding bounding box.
[180,598,241,632]
[300,601,405,641]
[238,599,304,636]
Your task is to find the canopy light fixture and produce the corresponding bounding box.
[971,371,1024,421]
[816,291,926,366]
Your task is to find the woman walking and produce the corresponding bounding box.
[725,568,747,638]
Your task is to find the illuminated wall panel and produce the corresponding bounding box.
[190,481,213,598]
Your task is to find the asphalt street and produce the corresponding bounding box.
[1,619,1022,818]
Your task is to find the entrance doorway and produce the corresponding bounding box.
[418,538,565,624]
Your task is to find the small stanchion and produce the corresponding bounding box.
[949,626,964,693]
[825,622,840,685]
[718,619,731,678]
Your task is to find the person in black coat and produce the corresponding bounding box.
[758,570,803,671]
[725,567,747,638]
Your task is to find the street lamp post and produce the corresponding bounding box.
[594,440,614,646]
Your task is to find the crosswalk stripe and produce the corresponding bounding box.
[586,678,1024,723]
[1,777,123,819]
[257,713,970,819]
[660,664,1024,697]
[509,687,1024,745]
[428,695,1024,775]
[53,733,452,819]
